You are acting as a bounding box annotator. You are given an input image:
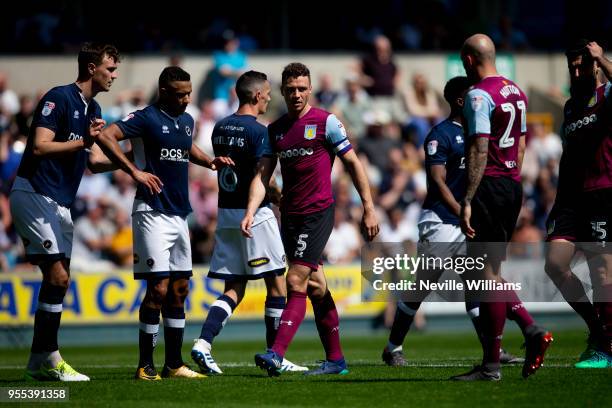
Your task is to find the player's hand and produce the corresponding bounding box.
[133,169,163,195]
[361,207,380,242]
[210,156,235,171]
[240,213,255,238]
[586,41,604,61]
[86,118,106,147]
[460,201,475,239]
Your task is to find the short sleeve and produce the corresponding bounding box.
[262,128,275,157]
[424,129,449,166]
[35,89,67,133]
[325,114,352,156]
[463,88,495,137]
[115,110,148,140]
[252,126,267,159]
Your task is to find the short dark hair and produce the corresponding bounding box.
[565,38,591,59]
[158,66,191,89]
[78,42,120,78]
[236,70,268,105]
[443,76,471,107]
[281,62,310,85]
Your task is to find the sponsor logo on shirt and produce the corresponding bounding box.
[565,114,597,134]
[160,148,190,162]
[277,147,314,159]
[427,140,438,155]
[42,101,55,117]
[304,124,317,140]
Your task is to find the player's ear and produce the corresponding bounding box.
[88,62,97,76]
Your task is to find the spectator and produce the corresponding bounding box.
[332,72,372,141]
[324,210,362,264]
[403,72,443,147]
[314,73,339,110]
[210,30,248,120]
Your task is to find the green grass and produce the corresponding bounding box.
[0,329,610,407]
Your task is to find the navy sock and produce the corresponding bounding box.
[388,302,418,348]
[199,295,237,345]
[138,306,160,368]
[31,282,66,353]
[465,301,485,346]
[264,296,286,349]
[162,306,186,369]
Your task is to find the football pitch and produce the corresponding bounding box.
[0,329,610,407]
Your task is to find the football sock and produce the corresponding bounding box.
[162,306,186,369]
[31,282,65,357]
[264,296,286,349]
[138,305,160,368]
[311,290,344,361]
[504,288,535,336]
[560,274,601,336]
[480,300,506,365]
[271,291,307,358]
[199,294,236,345]
[388,301,419,349]
[595,284,612,354]
[465,301,485,346]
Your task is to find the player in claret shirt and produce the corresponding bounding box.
[550,39,612,369]
[241,62,379,376]
[95,66,233,380]
[191,70,306,374]
[455,34,551,381]
[10,42,123,382]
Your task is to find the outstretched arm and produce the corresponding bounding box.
[240,156,277,237]
[339,149,379,241]
[189,143,235,170]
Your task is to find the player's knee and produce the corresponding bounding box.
[544,258,571,282]
[146,281,168,306]
[286,273,308,292]
[42,261,70,289]
[307,284,326,301]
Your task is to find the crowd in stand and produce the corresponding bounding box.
[0,35,565,272]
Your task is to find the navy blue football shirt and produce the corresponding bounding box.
[212,113,268,209]
[116,104,194,216]
[17,83,102,207]
[422,119,466,225]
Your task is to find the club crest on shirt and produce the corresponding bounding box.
[427,140,438,155]
[304,125,317,140]
[42,101,55,117]
[162,125,170,134]
[73,110,80,119]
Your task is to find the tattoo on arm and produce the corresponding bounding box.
[464,137,489,203]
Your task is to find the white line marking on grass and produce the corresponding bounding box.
[0,361,575,369]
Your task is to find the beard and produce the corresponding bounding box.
[570,75,596,100]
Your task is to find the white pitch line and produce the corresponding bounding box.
[0,362,575,369]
